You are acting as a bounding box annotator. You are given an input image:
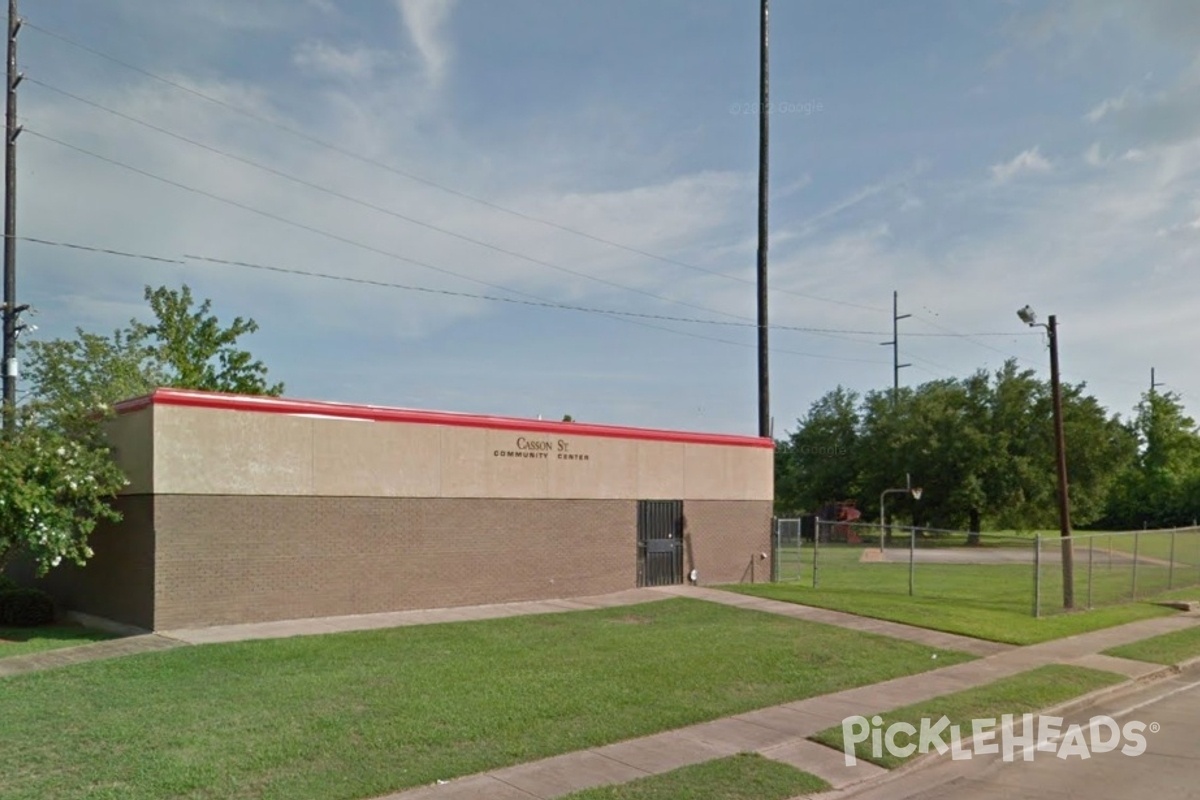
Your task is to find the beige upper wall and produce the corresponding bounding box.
[105,406,154,495]
[141,405,772,501]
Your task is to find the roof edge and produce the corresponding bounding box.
[113,388,774,449]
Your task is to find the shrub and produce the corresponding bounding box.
[0,574,16,592]
[0,587,56,627]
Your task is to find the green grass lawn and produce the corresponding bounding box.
[729,579,1174,645]
[0,625,116,659]
[810,665,1125,769]
[558,754,829,800]
[0,598,971,800]
[1104,625,1200,665]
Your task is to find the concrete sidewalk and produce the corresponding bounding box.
[160,588,669,645]
[0,633,183,678]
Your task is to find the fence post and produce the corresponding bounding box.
[1087,535,1094,610]
[813,517,821,590]
[1033,534,1041,618]
[1132,529,1140,600]
[909,526,916,597]
[770,518,779,583]
[1169,528,1177,590]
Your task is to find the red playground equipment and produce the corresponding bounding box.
[818,501,863,543]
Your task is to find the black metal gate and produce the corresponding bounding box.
[637,500,684,587]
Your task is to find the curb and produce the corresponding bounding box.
[785,661,1193,800]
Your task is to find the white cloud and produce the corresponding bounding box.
[1156,217,1200,236]
[395,0,457,85]
[792,161,929,237]
[1083,142,1108,167]
[293,41,391,80]
[1085,90,1132,123]
[990,147,1052,183]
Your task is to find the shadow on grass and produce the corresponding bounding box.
[0,625,117,657]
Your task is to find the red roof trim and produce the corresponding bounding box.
[114,389,774,449]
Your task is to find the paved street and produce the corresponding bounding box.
[842,666,1200,800]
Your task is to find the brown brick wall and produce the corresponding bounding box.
[34,495,157,630]
[151,496,639,629]
[683,500,773,585]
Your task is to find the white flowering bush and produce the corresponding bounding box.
[0,406,126,577]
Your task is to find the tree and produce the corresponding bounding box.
[21,327,162,437]
[134,285,284,396]
[1102,391,1200,529]
[774,387,861,515]
[4,284,283,576]
[0,405,127,575]
[24,284,283,417]
[774,361,1134,536]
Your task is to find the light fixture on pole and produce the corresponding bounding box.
[880,473,922,553]
[1017,304,1074,610]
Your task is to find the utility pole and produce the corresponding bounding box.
[1,0,21,432]
[879,290,910,407]
[1150,367,1164,398]
[1047,314,1074,609]
[755,0,770,439]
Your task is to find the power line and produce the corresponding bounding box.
[15,234,889,365]
[12,234,888,340]
[24,20,884,314]
[183,254,889,364]
[20,131,909,352]
[23,127,573,305]
[26,76,763,326]
[18,235,183,263]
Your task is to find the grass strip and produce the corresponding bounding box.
[729,581,1173,645]
[809,664,1125,769]
[1104,625,1200,665]
[559,753,829,800]
[0,625,115,659]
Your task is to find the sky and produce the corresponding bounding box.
[9,0,1200,436]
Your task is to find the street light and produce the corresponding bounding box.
[880,473,922,553]
[1017,305,1074,610]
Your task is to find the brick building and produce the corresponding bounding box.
[43,389,774,631]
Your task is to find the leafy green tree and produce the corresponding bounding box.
[24,284,283,417]
[774,360,1134,536]
[22,328,162,437]
[5,284,283,578]
[134,285,284,396]
[1102,391,1200,528]
[774,387,861,515]
[0,405,127,575]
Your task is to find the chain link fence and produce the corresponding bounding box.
[1034,527,1200,616]
[772,519,1200,617]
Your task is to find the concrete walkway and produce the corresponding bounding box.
[161,588,669,645]
[654,586,1013,657]
[3,585,1198,799]
[0,634,183,678]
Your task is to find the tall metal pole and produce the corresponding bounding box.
[755,0,770,438]
[1048,314,1074,609]
[880,290,910,407]
[1,0,19,431]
